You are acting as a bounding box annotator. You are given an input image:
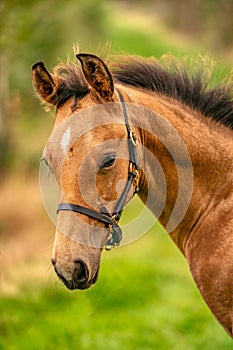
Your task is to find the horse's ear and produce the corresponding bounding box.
[76,53,114,101]
[32,61,60,105]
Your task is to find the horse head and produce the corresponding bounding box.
[32,54,139,290]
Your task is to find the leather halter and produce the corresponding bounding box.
[57,90,139,250]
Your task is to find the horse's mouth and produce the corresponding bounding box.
[55,266,99,291]
[66,280,94,291]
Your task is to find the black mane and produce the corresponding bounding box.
[54,62,89,108]
[55,55,233,130]
[111,56,233,130]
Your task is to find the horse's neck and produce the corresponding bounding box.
[120,85,233,252]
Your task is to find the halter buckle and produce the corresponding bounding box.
[105,222,122,250]
[129,130,137,147]
[111,214,118,225]
[129,163,139,192]
[133,169,139,192]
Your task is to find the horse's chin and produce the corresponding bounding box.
[57,265,99,291]
[65,280,94,291]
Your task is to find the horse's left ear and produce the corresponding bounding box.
[76,53,114,101]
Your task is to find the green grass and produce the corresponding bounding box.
[0,198,232,348]
[0,228,232,350]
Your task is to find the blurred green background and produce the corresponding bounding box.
[0,0,232,349]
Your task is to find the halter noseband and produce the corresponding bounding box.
[57,90,139,250]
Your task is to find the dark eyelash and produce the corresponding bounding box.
[99,154,116,169]
[40,157,51,169]
[41,157,54,175]
[40,157,57,186]
[41,157,49,167]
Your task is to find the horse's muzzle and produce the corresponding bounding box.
[52,259,99,290]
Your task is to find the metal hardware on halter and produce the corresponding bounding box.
[105,223,122,251]
[99,207,122,250]
[56,89,139,250]
[132,169,140,193]
[129,130,137,147]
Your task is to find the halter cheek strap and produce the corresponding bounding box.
[57,89,139,250]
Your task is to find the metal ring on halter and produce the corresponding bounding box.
[129,130,137,147]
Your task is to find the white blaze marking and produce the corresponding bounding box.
[60,127,71,154]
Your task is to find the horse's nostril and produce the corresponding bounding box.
[51,258,56,266]
[73,260,88,283]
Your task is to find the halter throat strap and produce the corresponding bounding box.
[57,89,139,250]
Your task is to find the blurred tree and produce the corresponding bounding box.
[123,0,233,51]
[0,0,107,173]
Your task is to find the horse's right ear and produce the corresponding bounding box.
[32,61,60,105]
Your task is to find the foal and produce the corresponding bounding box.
[32,53,233,336]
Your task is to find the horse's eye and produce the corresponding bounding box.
[99,154,116,169]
